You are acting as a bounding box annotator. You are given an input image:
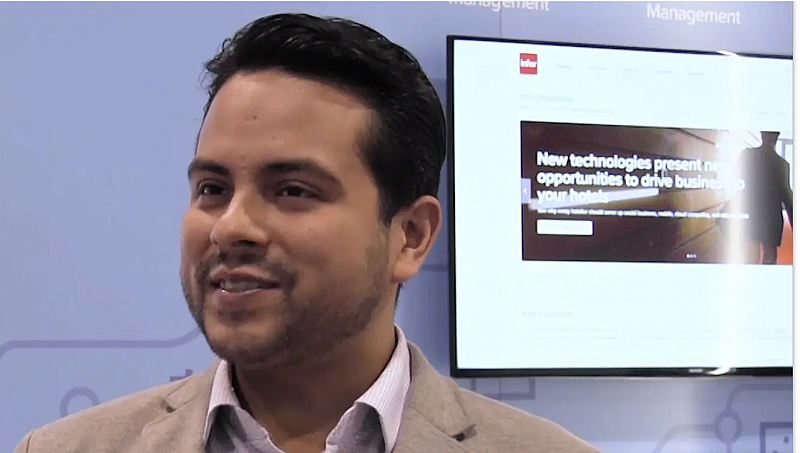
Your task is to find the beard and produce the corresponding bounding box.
[180,231,391,370]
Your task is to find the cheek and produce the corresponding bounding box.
[180,210,213,270]
[282,216,369,273]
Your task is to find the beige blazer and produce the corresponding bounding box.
[13,343,603,453]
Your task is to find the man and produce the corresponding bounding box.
[735,131,793,264]
[14,13,602,453]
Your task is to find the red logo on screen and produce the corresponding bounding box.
[520,53,538,74]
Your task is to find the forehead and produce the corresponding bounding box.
[196,70,374,174]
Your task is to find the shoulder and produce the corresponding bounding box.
[455,386,603,453]
[739,147,758,159]
[13,378,194,453]
[404,342,602,452]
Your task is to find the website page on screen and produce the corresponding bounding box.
[452,38,793,371]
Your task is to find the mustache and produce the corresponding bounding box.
[196,249,297,289]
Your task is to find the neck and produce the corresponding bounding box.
[232,312,398,452]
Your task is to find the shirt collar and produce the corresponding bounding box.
[203,326,411,451]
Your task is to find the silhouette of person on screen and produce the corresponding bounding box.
[736,131,793,264]
[14,13,602,453]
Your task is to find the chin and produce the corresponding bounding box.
[203,316,293,368]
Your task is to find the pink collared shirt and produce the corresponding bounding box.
[203,327,411,453]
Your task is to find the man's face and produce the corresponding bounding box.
[180,70,394,369]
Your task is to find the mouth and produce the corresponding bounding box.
[211,278,281,293]
[207,269,282,294]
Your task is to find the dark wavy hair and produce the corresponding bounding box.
[200,13,446,224]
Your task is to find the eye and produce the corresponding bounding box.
[277,184,316,199]
[196,182,228,198]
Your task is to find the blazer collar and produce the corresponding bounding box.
[393,343,474,453]
[134,359,219,453]
[133,341,473,453]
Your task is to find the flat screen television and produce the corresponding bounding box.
[447,35,793,378]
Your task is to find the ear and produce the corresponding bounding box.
[390,195,443,283]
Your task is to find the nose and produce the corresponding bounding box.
[209,191,270,249]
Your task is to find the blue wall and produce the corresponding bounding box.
[0,2,792,453]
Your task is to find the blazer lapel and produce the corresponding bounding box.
[393,343,474,453]
[134,360,220,453]
[393,410,471,453]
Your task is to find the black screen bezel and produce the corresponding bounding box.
[446,34,793,379]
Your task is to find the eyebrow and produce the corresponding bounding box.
[187,159,229,179]
[187,158,341,186]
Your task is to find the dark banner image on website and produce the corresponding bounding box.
[520,121,793,265]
